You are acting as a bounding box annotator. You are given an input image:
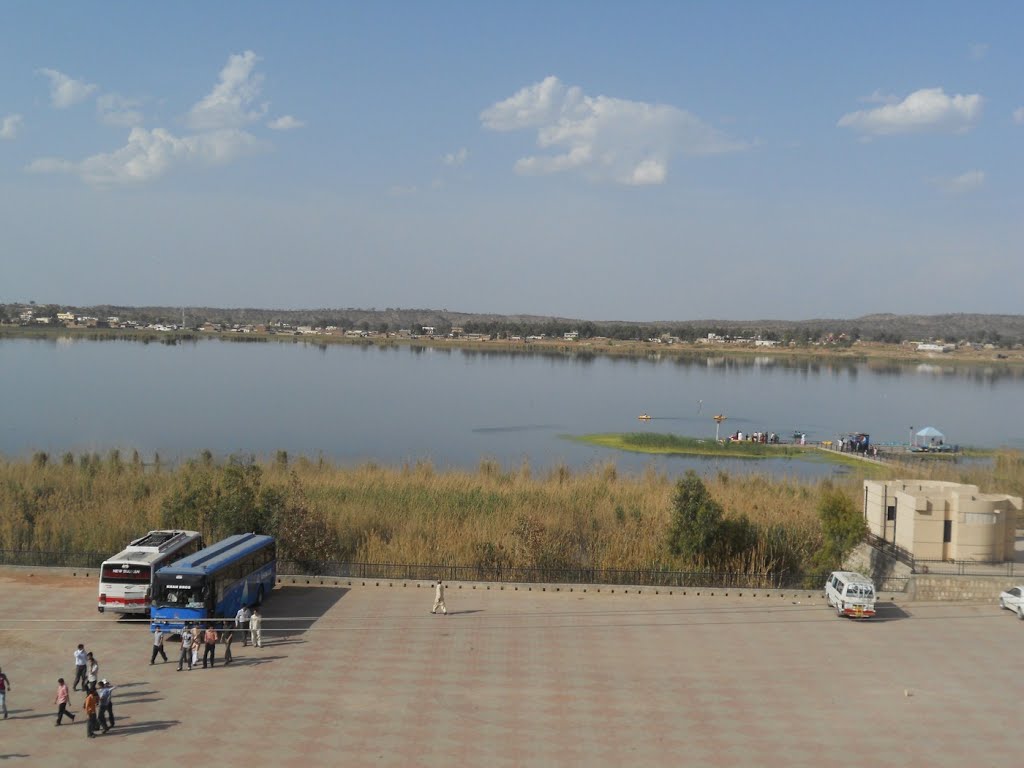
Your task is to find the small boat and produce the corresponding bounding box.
[638,413,652,420]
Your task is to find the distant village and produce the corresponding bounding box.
[1,303,1013,355]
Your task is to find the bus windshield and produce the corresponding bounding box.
[101,563,151,584]
[154,578,208,609]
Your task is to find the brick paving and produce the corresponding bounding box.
[0,573,1021,767]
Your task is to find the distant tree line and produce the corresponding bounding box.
[3,303,1022,346]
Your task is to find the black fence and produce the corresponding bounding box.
[865,532,917,569]
[0,550,821,590]
[272,561,824,589]
[863,534,1018,577]
[0,550,106,568]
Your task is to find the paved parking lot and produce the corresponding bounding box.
[0,572,1021,767]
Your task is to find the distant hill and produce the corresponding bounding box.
[3,304,1022,345]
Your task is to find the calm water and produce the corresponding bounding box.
[2,337,1021,478]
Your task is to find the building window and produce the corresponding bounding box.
[943,520,952,543]
[886,504,896,522]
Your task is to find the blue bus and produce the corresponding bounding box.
[150,533,276,632]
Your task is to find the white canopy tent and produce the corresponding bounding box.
[915,426,945,448]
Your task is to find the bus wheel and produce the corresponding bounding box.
[836,604,844,617]
[256,586,265,606]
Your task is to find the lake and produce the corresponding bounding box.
[2,336,1021,478]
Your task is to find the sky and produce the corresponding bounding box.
[1,1,1021,321]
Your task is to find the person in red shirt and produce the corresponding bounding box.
[55,678,76,725]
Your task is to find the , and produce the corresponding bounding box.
[150,533,276,633]
[98,530,203,615]
[824,571,876,619]
[998,586,1024,619]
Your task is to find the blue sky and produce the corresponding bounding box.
[1,1,1021,321]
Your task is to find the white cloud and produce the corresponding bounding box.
[38,68,98,108]
[188,50,267,130]
[968,42,989,60]
[28,126,264,186]
[442,147,468,166]
[267,115,304,131]
[1,113,23,139]
[96,93,144,127]
[481,75,745,185]
[930,170,985,193]
[1013,107,1024,125]
[28,51,284,186]
[838,87,983,136]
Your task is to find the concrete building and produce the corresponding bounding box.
[864,480,1021,563]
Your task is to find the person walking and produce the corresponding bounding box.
[223,622,235,665]
[0,666,10,719]
[151,627,168,664]
[235,605,251,646]
[72,644,88,691]
[249,607,263,648]
[55,678,76,726]
[431,579,447,615]
[83,686,100,738]
[97,680,115,732]
[85,653,99,693]
[202,624,218,668]
[190,626,202,668]
[177,624,194,671]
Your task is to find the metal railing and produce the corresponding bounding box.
[862,535,1018,577]
[864,532,917,569]
[0,550,823,590]
[275,560,817,589]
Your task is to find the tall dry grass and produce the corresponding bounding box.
[2,450,1021,575]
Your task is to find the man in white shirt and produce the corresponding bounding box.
[432,580,447,615]
[235,606,251,647]
[249,607,263,648]
[72,644,88,691]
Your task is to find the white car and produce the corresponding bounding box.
[998,586,1024,618]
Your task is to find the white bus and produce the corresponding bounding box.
[98,530,203,615]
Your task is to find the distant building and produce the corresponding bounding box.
[57,312,76,322]
[564,331,578,341]
[864,480,1021,563]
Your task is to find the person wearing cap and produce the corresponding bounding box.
[431,579,447,615]
[97,680,116,732]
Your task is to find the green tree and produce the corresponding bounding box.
[812,488,866,572]
[212,462,271,536]
[272,472,339,570]
[667,471,725,561]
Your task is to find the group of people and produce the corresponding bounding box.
[729,430,781,444]
[61,644,115,737]
[151,605,264,672]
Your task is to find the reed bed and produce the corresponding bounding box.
[1,450,1020,577]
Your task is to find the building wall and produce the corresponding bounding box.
[863,480,1021,563]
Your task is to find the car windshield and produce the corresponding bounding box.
[154,579,208,609]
